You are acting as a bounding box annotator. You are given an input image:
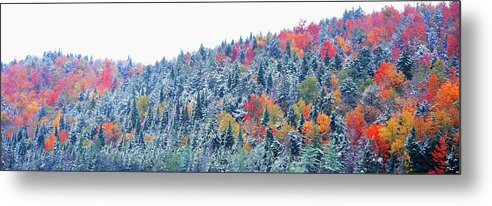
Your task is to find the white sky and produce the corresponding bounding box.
[1,1,436,65]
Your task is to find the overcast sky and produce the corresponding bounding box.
[1,1,435,65]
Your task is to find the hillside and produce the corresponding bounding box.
[1,2,460,173]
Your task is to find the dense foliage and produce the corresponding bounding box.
[1,3,460,173]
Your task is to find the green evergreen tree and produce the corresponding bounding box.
[266,72,273,92]
[329,109,352,173]
[405,127,434,173]
[333,53,343,70]
[322,144,342,173]
[131,99,140,132]
[354,137,381,173]
[288,132,301,159]
[257,62,266,88]
[300,55,309,81]
[397,48,414,80]
[97,125,105,147]
[143,105,154,131]
[194,92,203,121]
[297,114,305,133]
[181,106,189,125]
[340,77,358,108]
[287,106,297,126]
[300,136,323,173]
[161,109,168,131]
[223,121,234,149]
[285,41,291,57]
[159,88,164,103]
[261,106,270,126]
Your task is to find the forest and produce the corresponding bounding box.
[0,2,460,174]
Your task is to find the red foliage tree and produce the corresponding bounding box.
[423,74,440,102]
[307,22,321,43]
[215,53,227,64]
[319,40,336,60]
[230,43,241,62]
[345,105,366,144]
[244,44,254,65]
[45,90,60,106]
[429,137,447,174]
[365,123,388,162]
[447,35,460,58]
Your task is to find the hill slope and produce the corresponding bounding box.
[1,2,460,173]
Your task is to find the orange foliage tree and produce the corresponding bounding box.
[374,62,405,99]
[102,122,121,143]
[58,130,69,144]
[44,134,56,151]
[345,105,366,144]
[316,112,330,134]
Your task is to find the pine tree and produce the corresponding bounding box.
[59,113,66,130]
[159,88,164,103]
[261,106,270,126]
[300,55,309,81]
[405,127,434,173]
[257,62,266,88]
[266,72,273,92]
[161,109,169,131]
[288,132,301,159]
[285,41,291,57]
[54,126,59,138]
[97,125,105,147]
[181,105,189,126]
[354,137,381,173]
[233,142,247,172]
[235,125,244,153]
[154,107,161,129]
[265,126,274,151]
[287,106,297,126]
[323,144,342,173]
[373,45,390,67]
[350,46,374,80]
[194,92,203,121]
[397,48,414,80]
[232,64,240,89]
[333,53,343,70]
[223,121,234,150]
[143,105,154,131]
[300,136,323,173]
[208,119,221,152]
[131,99,140,132]
[340,77,358,108]
[180,141,192,172]
[263,127,278,172]
[329,109,352,173]
[297,114,305,133]
[323,53,330,68]
[405,127,421,173]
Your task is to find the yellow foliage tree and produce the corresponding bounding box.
[216,112,240,137]
[51,111,61,128]
[136,95,149,117]
[292,99,306,121]
[379,107,414,155]
[277,121,293,140]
